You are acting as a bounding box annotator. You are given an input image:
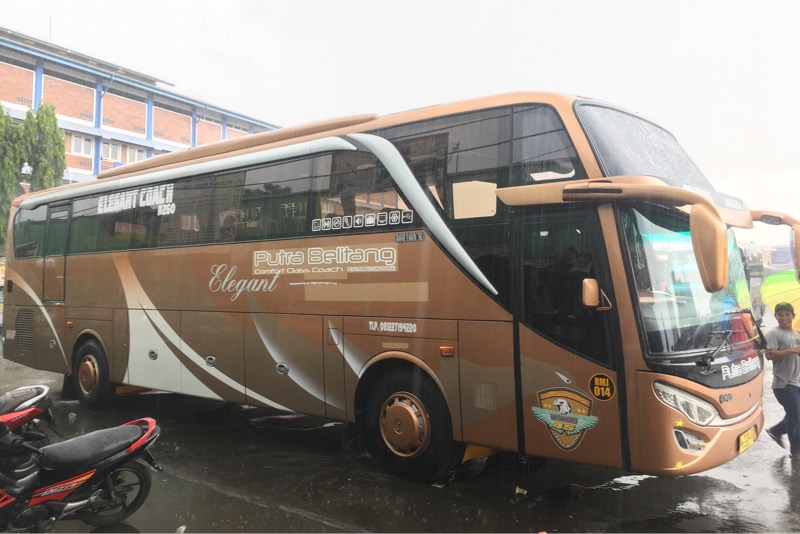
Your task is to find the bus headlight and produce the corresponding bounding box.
[653,382,718,427]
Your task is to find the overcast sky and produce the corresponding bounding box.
[3,0,798,245]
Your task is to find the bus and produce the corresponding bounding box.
[4,93,800,483]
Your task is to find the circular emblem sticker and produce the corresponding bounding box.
[589,373,616,401]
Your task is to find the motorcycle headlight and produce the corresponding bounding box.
[653,382,718,426]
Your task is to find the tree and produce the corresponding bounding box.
[17,103,66,193]
[0,104,66,253]
[0,107,20,254]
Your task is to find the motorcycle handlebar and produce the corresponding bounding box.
[0,422,40,455]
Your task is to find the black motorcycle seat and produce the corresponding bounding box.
[38,425,143,472]
[0,387,44,415]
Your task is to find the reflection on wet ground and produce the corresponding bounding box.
[1,353,798,533]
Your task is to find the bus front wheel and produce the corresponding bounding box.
[72,340,116,410]
[366,367,459,483]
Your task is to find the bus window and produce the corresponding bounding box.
[311,151,411,233]
[156,175,215,247]
[13,205,47,258]
[71,195,148,253]
[212,171,246,243]
[328,152,399,216]
[521,207,608,363]
[44,208,69,256]
[240,157,315,241]
[512,104,586,184]
[372,108,511,223]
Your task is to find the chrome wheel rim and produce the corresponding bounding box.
[78,355,100,396]
[379,391,430,458]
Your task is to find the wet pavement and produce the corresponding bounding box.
[1,347,798,533]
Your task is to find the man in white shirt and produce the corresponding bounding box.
[765,302,800,458]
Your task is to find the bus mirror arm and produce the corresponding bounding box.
[751,210,800,279]
[558,179,729,293]
[582,278,612,311]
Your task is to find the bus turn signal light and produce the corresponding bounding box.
[440,346,455,357]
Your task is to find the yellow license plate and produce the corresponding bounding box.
[738,427,756,454]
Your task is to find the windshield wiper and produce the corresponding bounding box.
[724,307,768,349]
[694,308,766,372]
[696,329,739,371]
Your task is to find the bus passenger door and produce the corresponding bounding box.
[517,207,625,469]
[42,206,69,302]
[35,205,69,372]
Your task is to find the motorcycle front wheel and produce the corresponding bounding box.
[80,459,152,527]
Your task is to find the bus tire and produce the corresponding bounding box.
[366,367,459,483]
[72,339,116,410]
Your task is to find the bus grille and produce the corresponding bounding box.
[15,310,35,351]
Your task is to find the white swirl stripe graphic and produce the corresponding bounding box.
[113,255,289,411]
[252,315,330,408]
[7,272,67,368]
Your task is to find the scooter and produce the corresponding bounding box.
[0,386,58,446]
[0,417,162,532]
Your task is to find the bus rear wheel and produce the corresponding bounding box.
[72,340,116,410]
[366,367,459,483]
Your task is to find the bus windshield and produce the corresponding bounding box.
[621,205,756,356]
[577,103,748,214]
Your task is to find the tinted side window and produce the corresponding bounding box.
[371,108,511,225]
[512,104,586,185]
[237,157,315,242]
[44,208,69,256]
[155,176,214,247]
[211,171,247,243]
[14,206,47,258]
[311,152,418,235]
[522,207,608,363]
[70,196,146,253]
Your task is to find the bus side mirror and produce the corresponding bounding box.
[691,204,728,292]
[582,278,612,311]
[751,211,800,280]
[558,178,730,293]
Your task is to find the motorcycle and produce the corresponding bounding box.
[0,417,162,532]
[0,386,58,446]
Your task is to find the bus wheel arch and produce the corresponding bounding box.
[358,358,462,482]
[71,335,116,410]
